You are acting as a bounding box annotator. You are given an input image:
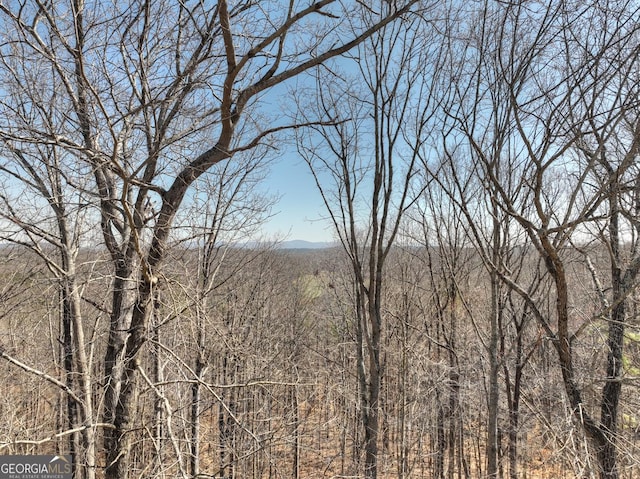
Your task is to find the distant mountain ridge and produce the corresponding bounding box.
[278,240,336,250]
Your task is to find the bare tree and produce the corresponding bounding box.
[409,179,476,479]
[294,4,441,476]
[565,4,640,474]
[0,1,422,477]
[0,139,99,478]
[440,0,640,477]
[181,157,275,477]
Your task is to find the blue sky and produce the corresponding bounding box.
[250,73,340,244]
[259,153,335,243]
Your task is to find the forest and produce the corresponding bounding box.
[0,1,638,479]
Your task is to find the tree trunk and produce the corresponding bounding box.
[105,274,155,479]
[103,261,137,428]
[363,285,383,479]
[487,215,501,479]
[435,391,445,479]
[67,265,96,479]
[291,385,300,479]
[544,241,618,479]
[504,330,524,479]
[190,338,204,478]
[60,275,78,474]
[152,319,164,477]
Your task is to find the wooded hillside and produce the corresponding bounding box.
[0,244,638,478]
[0,1,638,478]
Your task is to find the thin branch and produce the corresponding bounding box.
[0,347,83,405]
[0,424,115,451]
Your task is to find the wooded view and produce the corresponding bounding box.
[0,1,638,479]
